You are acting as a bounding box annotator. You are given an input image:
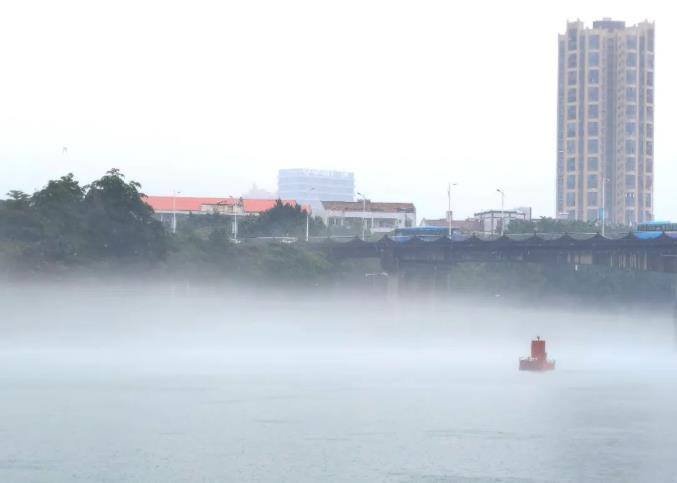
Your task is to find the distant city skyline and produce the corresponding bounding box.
[1,1,675,221]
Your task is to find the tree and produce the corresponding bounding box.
[242,200,325,238]
[0,191,43,242]
[31,173,86,258]
[82,169,167,258]
[507,217,600,234]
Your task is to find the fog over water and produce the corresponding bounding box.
[2,281,677,482]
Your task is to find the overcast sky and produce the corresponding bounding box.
[1,0,674,220]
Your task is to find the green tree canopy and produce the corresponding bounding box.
[83,169,166,258]
[242,200,324,238]
[507,217,600,234]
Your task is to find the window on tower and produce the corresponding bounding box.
[567,122,576,138]
[627,52,637,67]
[567,192,576,207]
[589,34,600,49]
[567,70,577,84]
[567,105,577,119]
[567,175,576,189]
[568,53,577,68]
[568,88,577,102]
[567,157,576,171]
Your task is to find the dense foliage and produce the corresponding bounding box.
[506,217,628,235]
[0,170,166,265]
[0,171,332,282]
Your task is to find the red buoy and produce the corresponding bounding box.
[519,336,555,371]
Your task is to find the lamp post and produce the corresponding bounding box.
[447,182,457,238]
[172,190,181,234]
[305,187,316,242]
[496,188,505,236]
[224,196,241,241]
[357,191,367,241]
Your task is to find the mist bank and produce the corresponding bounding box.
[1,281,675,372]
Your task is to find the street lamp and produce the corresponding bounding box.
[496,188,505,236]
[357,191,367,241]
[447,182,458,238]
[231,196,242,241]
[172,190,181,234]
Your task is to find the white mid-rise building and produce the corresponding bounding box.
[278,169,354,212]
[321,200,415,234]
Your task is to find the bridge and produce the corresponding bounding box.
[319,232,677,274]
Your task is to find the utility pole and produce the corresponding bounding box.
[496,188,505,236]
[448,182,457,238]
[172,190,181,234]
[357,191,367,241]
[305,187,315,242]
[227,195,241,241]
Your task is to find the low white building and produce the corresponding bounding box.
[320,200,416,234]
[474,210,527,235]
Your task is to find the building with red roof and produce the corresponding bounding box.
[144,196,302,216]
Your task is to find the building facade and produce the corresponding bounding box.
[278,169,354,211]
[474,210,528,235]
[556,19,655,226]
[419,217,483,234]
[321,200,415,234]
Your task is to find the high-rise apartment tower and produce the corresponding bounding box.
[556,19,654,225]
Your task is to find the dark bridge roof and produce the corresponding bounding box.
[322,231,677,250]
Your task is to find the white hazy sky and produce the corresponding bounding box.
[1,0,675,220]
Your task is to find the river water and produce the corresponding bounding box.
[1,284,676,482]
